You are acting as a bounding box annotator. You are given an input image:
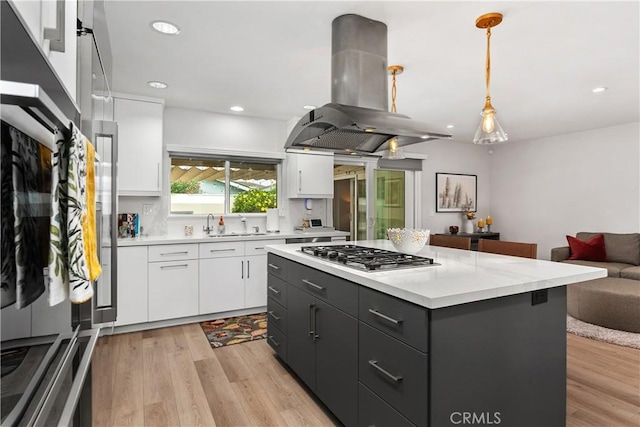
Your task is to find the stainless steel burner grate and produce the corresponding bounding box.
[300,245,436,271]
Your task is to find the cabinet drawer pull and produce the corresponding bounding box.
[368,308,403,325]
[160,264,188,269]
[160,251,188,256]
[267,286,281,295]
[209,248,236,252]
[303,279,325,291]
[368,360,403,382]
[268,336,280,347]
[268,311,281,321]
[268,263,280,270]
[254,247,265,250]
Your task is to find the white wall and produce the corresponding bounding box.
[410,140,493,234]
[489,122,640,260]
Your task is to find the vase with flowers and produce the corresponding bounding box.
[460,201,476,234]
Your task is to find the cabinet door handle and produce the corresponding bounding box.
[308,304,315,338]
[267,286,281,295]
[241,260,244,279]
[310,305,319,341]
[247,260,250,278]
[268,336,280,347]
[298,170,302,192]
[254,247,265,250]
[268,311,281,321]
[160,251,188,256]
[368,308,403,325]
[268,263,280,270]
[44,0,65,52]
[160,264,188,270]
[209,248,236,252]
[303,279,325,292]
[368,360,403,382]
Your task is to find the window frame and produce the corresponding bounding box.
[166,145,285,217]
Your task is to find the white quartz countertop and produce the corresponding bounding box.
[117,229,350,246]
[266,240,608,309]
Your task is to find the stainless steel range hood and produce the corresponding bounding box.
[285,14,451,154]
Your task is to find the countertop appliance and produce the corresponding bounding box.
[300,244,436,271]
[284,14,451,154]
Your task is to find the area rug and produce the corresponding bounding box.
[201,313,267,348]
[567,315,640,349]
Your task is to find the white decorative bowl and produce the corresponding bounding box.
[387,228,430,254]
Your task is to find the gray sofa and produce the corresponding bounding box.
[551,232,640,333]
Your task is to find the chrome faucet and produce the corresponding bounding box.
[204,213,214,234]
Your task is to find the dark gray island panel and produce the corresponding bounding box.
[429,287,567,427]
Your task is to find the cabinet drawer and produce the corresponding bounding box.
[148,244,198,262]
[267,275,288,306]
[267,323,287,362]
[245,239,286,256]
[267,297,287,333]
[199,241,244,259]
[359,323,428,427]
[266,253,292,281]
[288,263,358,316]
[359,286,428,352]
[358,383,415,427]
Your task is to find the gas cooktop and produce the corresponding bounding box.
[300,244,437,272]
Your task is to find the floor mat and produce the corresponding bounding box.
[200,313,267,348]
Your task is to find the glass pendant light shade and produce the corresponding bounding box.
[382,137,406,159]
[473,104,508,144]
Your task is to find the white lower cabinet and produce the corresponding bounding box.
[148,244,199,322]
[148,259,199,322]
[116,246,149,326]
[245,254,268,308]
[199,257,245,314]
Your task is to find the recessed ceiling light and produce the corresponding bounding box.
[147,81,168,89]
[150,21,181,35]
[591,87,607,93]
[230,106,244,112]
[303,105,316,110]
[446,124,455,129]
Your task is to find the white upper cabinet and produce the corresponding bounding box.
[11,0,77,100]
[286,152,334,198]
[114,96,164,196]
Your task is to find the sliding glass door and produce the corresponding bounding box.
[373,169,406,239]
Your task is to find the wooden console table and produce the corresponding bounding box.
[436,232,500,251]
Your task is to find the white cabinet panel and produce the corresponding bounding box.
[115,246,148,326]
[199,257,245,314]
[114,97,163,196]
[148,259,199,322]
[287,153,334,198]
[245,255,267,308]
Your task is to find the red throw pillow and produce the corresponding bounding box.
[566,234,607,262]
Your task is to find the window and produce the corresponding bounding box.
[170,156,279,215]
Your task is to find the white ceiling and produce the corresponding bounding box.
[104,1,639,144]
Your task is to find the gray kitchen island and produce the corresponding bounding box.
[265,240,606,427]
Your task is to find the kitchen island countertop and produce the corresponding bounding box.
[266,239,606,309]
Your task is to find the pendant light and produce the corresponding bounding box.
[473,13,508,144]
[383,65,406,159]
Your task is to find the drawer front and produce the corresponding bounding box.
[199,241,244,259]
[267,275,288,307]
[266,253,292,281]
[148,244,198,262]
[245,239,286,256]
[288,262,358,316]
[267,297,287,333]
[359,286,429,352]
[358,383,415,427]
[267,322,287,362]
[359,322,428,427]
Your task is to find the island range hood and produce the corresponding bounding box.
[285,14,451,154]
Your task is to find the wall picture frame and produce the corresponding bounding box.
[436,173,477,212]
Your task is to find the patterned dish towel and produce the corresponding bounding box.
[49,123,99,305]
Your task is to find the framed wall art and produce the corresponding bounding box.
[436,173,477,212]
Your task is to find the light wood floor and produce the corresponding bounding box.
[93,325,640,427]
